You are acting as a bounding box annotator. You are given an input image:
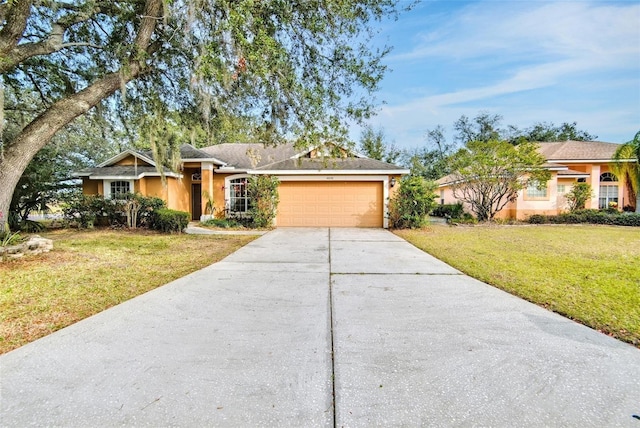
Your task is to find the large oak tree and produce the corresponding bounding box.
[0,0,403,230]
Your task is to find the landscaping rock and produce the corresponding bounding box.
[0,235,53,262]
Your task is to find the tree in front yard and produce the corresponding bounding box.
[388,176,438,229]
[449,140,550,221]
[565,183,593,212]
[612,130,640,213]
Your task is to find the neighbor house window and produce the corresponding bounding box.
[110,181,131,198]
[526,181,548,198]
[229,178,249,213]
[599,185,619,209]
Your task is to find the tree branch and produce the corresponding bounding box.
[0,0,33,58]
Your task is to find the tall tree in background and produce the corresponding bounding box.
[359,125,401,164]
[612,130,640,212]
[454,112,504,144]
[510,121,598,144]
[0,0,406,231]
[404,125,456,180]
[449,140,550,221]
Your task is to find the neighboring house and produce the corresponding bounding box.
[437,140,635,220]
[76,143,409,228]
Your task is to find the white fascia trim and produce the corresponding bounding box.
[560,174,590,178]
[249,169,410,175]
[182,158,227,166]
[546,159,635,164]
[98,150,156,167]
[88,172,182,180]
[201,162,215,171]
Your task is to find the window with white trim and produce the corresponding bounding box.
[557,185,566,193]
[229,178,249,213]
[110,181,131,198]
[526,180,548,198]
[599,185,619,209]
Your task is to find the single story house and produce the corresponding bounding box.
[76,142,409,228]
[437,140,635,220]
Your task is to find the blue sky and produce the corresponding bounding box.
[356,0,640,150]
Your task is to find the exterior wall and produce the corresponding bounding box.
[82,179,100,195]
[137,177,168,201]
[168,176,190,213]
[213,172,231,217]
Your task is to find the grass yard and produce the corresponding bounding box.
[396,225,640,347]
[0,229,257,354]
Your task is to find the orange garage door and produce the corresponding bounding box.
[277,181,383,227]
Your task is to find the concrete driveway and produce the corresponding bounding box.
[1,228,639,427]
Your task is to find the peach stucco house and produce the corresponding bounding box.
[76,143,409,228]
[436,141,635,220]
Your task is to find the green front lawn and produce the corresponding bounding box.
[0,229,256,354]
[396,225,640,347]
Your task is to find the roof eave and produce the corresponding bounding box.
[249,169,410,175]
[182,157,227,166]
[86,172,182,180]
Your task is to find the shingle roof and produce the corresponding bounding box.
[179,144,216,160]
[537,141,622,161]
[200,143,299,169]
[75,166,176,179]
[256,157,405,171]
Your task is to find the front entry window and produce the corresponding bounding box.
[229,178,249,213]
[110,181,131,198]
[599,185,618,209]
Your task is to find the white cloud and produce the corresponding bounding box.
[363,1,640,149]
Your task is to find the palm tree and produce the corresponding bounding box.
[612,131,640,213]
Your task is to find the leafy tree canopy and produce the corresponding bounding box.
[448,139,551,221]
[0,0,408,231]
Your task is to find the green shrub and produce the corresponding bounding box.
[60,192,166,229]
[20,219,45,233]
[389,176,438,229]
[201,218,242,228]
[528,214,547,224]
[431,203,464,219]
[1,231,23,247]
[527,209,640,227]
[150,208,189,233]
[247,175,279,228]
[61,193,101,228]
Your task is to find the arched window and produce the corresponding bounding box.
[600,172,618,182]
[229,178,249,213]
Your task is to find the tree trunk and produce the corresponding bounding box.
[0,69,141,232]
[0,0,163,232]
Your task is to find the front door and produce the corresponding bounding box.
[191,183,202,220]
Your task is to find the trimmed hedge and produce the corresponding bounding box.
[528,210,640,227]
[150,209,190,233]
[431,203,464,219]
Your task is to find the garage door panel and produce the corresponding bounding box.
[277,181,383,228]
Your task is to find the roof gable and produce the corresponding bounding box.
[98,150,156,168]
